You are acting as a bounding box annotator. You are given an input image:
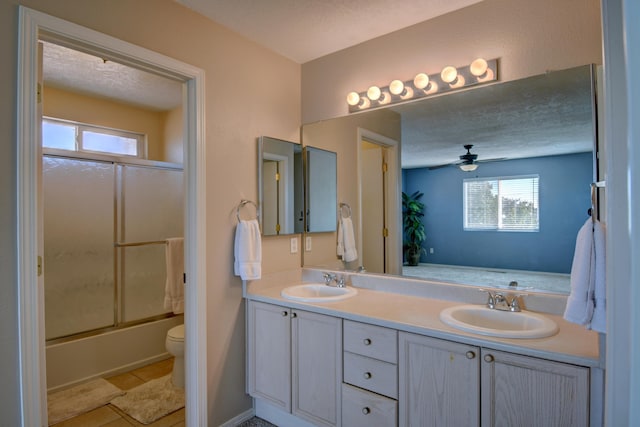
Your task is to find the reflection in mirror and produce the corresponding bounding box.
[305,146,337,233]
[302,65,598,294]
[259,136,304,235]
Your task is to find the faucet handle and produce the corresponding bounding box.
[478,289,495,309]
[508,294,526,312]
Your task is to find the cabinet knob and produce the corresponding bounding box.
[484,354,495,363]
[363,338,372,346]
[281,311,288,317]
[362,407,371,415]
[466,351,476,359]
[291,312,297,318]
[363,372,372,379]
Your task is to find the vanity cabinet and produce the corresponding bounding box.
[342,320,398,426]
[247,301,342,426]
[399,332,590,427]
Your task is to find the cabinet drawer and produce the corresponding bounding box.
[344,320,397,363]
[342,383,397,427]
[344,352,398,399]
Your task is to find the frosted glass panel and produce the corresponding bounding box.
[120,166,183,322]
[43,157,115,340]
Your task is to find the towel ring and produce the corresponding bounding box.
[339,202,352,219]
[236,199,259,222]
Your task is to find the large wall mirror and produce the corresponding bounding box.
[259,136,304,235]
[302,64,599,294]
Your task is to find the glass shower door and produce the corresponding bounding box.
[43,156,116,340]
[119,165,184,322]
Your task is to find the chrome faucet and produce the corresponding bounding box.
[480,290,522,312]
[323,272,347,288]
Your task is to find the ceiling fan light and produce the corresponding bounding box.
[459,163,478,172]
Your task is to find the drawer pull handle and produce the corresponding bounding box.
[363,338,372,345]
[466,351,476,359]
[362,407,371,415]
[484,354,495,363]
[363,372,372,379]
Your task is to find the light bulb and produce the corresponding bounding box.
[470,58,488,77]
[367,86,382,101]
[413,73,430,90]
[441,66,458,84]
[346,92,361,106]
[389,79,406,96]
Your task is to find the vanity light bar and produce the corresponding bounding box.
[346,58,498,113]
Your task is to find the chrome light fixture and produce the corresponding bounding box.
[346,58,498,113]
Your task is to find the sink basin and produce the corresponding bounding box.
[439,304,558,339]
[281,283,357,303]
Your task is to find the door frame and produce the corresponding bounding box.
[17,7,208,425]
[356,128,401,275]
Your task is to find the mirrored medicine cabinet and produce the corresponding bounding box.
[258,136,337,236]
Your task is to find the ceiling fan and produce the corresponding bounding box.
[429,144,506,171]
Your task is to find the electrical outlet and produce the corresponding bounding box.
[290,237,298,254]
[305,236,312,251]
[429,248,434,254]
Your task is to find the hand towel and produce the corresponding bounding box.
[589,220,606,333]
[234,219,262,280]
[337,217,358,262]
[164,237,184,314]
[563,218,606,332]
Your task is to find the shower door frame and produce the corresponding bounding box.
[17,7,208,426]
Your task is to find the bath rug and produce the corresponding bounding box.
[47,378,124,425]
[110,374,184,424]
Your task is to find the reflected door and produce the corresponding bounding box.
[361,141,387,273]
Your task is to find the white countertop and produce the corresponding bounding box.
[244,268,602,368]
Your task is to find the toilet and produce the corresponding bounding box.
[165,324,185,387]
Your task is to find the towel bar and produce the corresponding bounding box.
[237,199,259,222]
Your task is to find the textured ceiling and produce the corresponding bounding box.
[42,41,183,112]
[175,0,483,63]
[394,66,595,169]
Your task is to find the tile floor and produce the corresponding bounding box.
[50,357,184,427]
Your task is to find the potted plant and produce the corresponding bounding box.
[402,190,426,266]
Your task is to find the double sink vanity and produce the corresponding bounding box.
[244,268,602,427]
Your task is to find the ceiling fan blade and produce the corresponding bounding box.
[475,157,508,163]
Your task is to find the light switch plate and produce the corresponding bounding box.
[290,237,298,253]
[305,236,312,251]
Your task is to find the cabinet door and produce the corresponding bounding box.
[292,309,342,426]
[399,332,480,427]
[481,349,589,427]
[247,301,291,411]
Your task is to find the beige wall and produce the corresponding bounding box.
[43,86,169,161]
[163,106,183,163]
[0,0,300,424]
[301,0,602,123]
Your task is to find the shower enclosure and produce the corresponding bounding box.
[43,152,183,389]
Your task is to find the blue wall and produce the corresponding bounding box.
[402,152,593,273]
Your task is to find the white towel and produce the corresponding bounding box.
[164,237,184,314]
[563,219,606,332]
[337,217,358,262]
[234,219,262,280]
[589,220,606,333]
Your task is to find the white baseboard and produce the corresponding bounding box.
[220,407,255,427]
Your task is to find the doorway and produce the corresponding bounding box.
[357,128,402,275]
[17,7,207,425]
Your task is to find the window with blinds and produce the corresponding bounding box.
[463,175,539,231]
